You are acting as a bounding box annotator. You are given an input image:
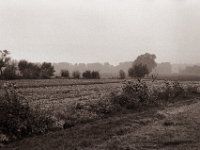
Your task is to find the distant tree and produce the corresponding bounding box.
[91,71,100,79]
[119,70,126,79]
[18,60,28,72]
[133,53,157,73]
[3,61,17,80]
[40,62,55,79]
[82,70,100,79]
[18,60,29,78]
[128,63,149,78]
[82,70,92,79]
[18,60,41,79]
[61,70,70,78]
[29,63,41,79]
[0,50,10,79]
[72,70,80,79]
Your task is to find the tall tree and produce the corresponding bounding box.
[40,62,55,79]
[128,63,149,78]
[0,50,10,79]
[3,61,17,80]
[18,60,41,79]
[128,53,157,79]
[119,70,126,79]
[133,53,157,73]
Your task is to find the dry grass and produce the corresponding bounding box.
[1,79,200,149]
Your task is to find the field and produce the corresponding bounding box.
[2,78,200,150]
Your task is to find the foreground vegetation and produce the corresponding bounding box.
[1,78,200,148]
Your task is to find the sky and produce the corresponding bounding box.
[0,0,200,65]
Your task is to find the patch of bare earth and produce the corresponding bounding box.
[3,97,200,150]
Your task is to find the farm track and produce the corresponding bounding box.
[3,97,200,150]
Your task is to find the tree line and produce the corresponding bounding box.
[60,70,100,79]
[0,50,55,79]
[59,53,157,79]
[0,50,157,80]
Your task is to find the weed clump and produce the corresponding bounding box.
[111,80,151,109]
[0,83,53,143]
[111,79,190,110]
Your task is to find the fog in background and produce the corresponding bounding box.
[0,0,200,65]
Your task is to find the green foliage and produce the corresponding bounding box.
[128,64,149,78]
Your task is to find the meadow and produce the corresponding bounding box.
[1,78,200,149]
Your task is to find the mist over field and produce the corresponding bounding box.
[0,0,200,65]
[1,1,200,150]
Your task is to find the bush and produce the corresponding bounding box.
[128,64,149,78]
[2,62,18,80]
[72,70,80,79]
[0,83,53,143]
[18,60,41,79]
[61,70,70,78]
[159,81,185,100]
[111,80,151,109]
[40,62,55,79]
[18,61,55,79]
[82,70,92,79]
[119,70,126,79]
[82,70,100,79]
[111,80,189,110]
[91,71,100,79]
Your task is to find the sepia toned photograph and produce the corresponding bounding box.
[0,0,200,149]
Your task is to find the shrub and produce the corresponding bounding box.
[72,70,80,79]
[82,70,100,79]
[90,98,119,115]
[40,62,55,79]
[111,80,151,109]
[161,81,185,100]
[18,60,41,79]
[2,62,18,80]
[119,70,126,79]
[0,83,53,143]
[128,64,149,78]
[111,80,189,110]
[61,70,70,78]
[82,70,92,79]
[91,71,100,79]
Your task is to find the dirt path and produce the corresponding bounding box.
[3,97,200,150]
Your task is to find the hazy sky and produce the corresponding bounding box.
[0,0,200,65]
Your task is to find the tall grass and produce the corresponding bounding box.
[0,83,53,143]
